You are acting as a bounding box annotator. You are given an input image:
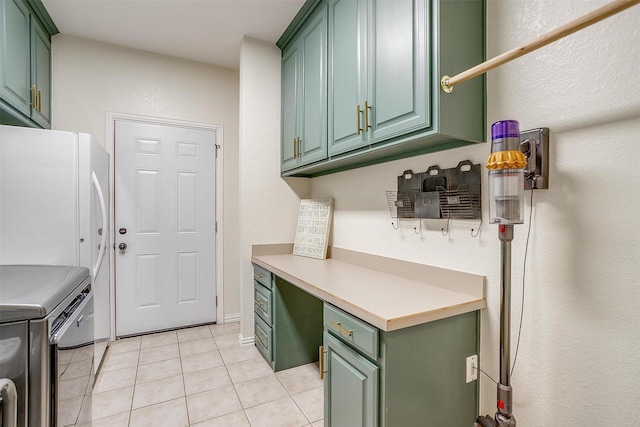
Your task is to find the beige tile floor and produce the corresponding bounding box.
[62,323,324,427]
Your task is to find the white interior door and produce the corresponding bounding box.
[115,120,217,336]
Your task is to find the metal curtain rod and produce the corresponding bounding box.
[440,0,640,93]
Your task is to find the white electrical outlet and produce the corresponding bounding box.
[466,355,478,383]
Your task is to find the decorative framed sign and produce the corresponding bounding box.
[293,199,333,259]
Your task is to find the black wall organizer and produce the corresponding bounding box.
[386,160,482,222]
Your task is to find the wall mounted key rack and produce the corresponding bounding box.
[386,160,482,235]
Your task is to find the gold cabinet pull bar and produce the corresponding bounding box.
[254,272,264,280]
[254,299,265,307]
[330,321,353,337]
[319,346,327,379]
[356,105,363,135]
[294,137,302,158]
[364,100,372,131]
[37,90,42,112]
[30,85,37,108]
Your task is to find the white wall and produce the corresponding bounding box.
[51,34,242,320]
[238,37,311,341]
[241,0,640,423]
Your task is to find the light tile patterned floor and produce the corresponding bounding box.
[63,323,324,427]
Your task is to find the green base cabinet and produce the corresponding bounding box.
[0,0,56,129]
[253,264,480,426]
[278,0,486,177]
[253,264,274,363]
[324,303,479,427]
[379,311,479,426]
[272,276,323,371]
[324,331,379,427]
[253,264,324,371]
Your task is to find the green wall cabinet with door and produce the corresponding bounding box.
[278,0,485,177]
[0,0,57,129]
[281,2,328,173]
[329,0,430,156]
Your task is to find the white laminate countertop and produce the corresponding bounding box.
[251,244,486,332]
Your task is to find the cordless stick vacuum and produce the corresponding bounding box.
[475,120,527,427]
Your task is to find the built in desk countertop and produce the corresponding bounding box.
[251,244,486,332]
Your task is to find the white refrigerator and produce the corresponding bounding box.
[0,124,110,371]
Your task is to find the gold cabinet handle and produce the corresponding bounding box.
[254,272,264,280]
[296,137,302,158]
[254,299,265,307]
[37,89,42,112]
[356,104,364,135]
[330,321,353,337]
[319,346,328,379]
[364,100,372,131]
[255,332,266,346]
[293,137,299,159]
[30,85,37,108]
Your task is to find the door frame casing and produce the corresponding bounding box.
[106,112,224,340]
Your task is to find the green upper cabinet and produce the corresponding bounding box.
[1,0,31,118]
[0,0,57,129]
[328,0,364,155]
[30,15,51,128]
[281,2,328,173]
[278,0,485,177]
[329,0,429,156]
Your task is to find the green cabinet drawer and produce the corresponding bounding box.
[255,314,272,362]
[324,303,378,360]
[253,264,272,289]
[254,282,273,326]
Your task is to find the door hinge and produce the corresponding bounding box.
[215,221,218,232]
[215,144,221,158]
[216,296,218,307]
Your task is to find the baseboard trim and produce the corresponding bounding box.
[223,313,240,324]
[238,334,255,347]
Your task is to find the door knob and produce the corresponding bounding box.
[118,243,127,251]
